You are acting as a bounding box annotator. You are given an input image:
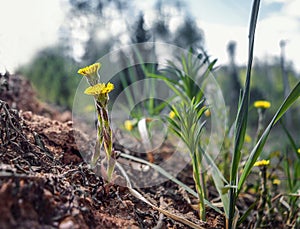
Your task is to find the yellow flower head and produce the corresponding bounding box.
[297,148,300,154]
[204,108,211,117]
[273,179,281,185]
[254,100,271,109]
[245,134,252,143]
[84,104,95,112]
[169,111,176,119]
[254,159,270,167]
[78,63,101,77]
[270,151,281,158]
[124,120,134,131]
[84,82,114,96]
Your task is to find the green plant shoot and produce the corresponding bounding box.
[77,63,116,182]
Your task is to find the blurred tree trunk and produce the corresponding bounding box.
[227,41,241,119]
[280,40,291,129]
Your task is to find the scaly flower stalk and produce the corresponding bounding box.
[84,82,115,182]
[254,161,270,228]
[77,63,115,182]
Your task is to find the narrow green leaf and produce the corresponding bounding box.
[203,151,229,217]
[120,71,135,109]
[284,151,293,191]
[181,53,188,74]
[238,81,300,193]
[228,1,261,226]
[147,72,178,85]
[237,198,259,226]
[280,120,299,159]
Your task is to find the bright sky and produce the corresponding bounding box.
[191,0,300,71]
[0,0,65,72]
[0,0,299,73]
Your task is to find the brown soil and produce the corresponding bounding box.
[0,72,225,228]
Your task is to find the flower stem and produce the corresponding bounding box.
[255,166,268,228]
[96,101,115,182]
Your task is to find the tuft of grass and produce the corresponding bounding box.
[147,49,217,220]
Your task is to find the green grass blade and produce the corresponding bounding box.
[280,120,300,159]
[228,1,261,226]
[152,98,170,114]
[280,120,300,188]
[147,72,190,102]
[203,151,229,217]
[118,152,223,214]
[181,53,188,74]
[238,81,300,193]
[230,0,260,185]
[293,161,300,188]
[198,59,217,84]
[237,198,259,226]
[147,72,178,87]
[120,71,135,110]
[284,151,293,191]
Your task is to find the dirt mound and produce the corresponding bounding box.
[0,73,143,228]
[0,99,144,228]
[0,71,71,122]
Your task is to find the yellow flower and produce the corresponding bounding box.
[124,120,134,131]
[78,63,101,76]
[84,82,114,95]
[254,159,270,167]
[84,104,95,112]
[204,109,211,117]
[245,134,252,143]
[273,179,281,185]
[169,111,175,119]
[270,151,281,158]
[254,100,271,109]
[297,148,300,154]
[102,82,114,94]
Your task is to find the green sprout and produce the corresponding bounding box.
[148,48,216,220]
[77,63,116,182]
[167,98,207,220]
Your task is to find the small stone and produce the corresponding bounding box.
[59,218,75,229]
[66,121,73,127]
[22,111,33,120]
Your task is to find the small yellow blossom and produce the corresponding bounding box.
[84,104,95,112]
[124,120,134,131]
[245,134,252,143]
[102,82,114,94]
[78,63,101,76]
[254,159,270,167]
[204,109,211,117]
[84,82,114,95]
[169,111,175,119]
[85,83,105,95]
[297,148,300,154]
[270,151,281,158]
[273,179,281,185]
[254,100,271,109]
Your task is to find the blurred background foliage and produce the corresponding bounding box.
[17,0,299,140]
